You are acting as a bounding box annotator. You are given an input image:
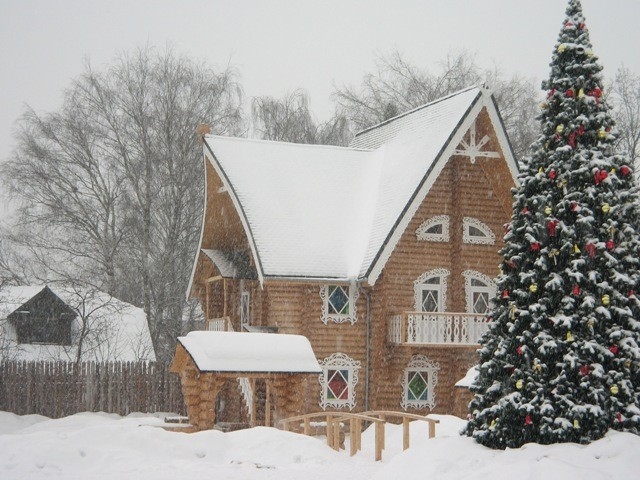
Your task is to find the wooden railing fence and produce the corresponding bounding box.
[0,360,185,418]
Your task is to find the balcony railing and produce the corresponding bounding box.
[206,316,234,332]
[388,312,492,345]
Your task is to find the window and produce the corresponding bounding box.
[319,353,361,410]
[416,215,450,242]
[463,270,496,314]
[401,355,439,410]
[240,291,250,327]
[463,217,496,245]
[414,269,449,312]
[320,285,358,324]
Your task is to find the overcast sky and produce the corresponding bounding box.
[0,0,639,189]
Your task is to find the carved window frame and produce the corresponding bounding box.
[463,217,496,245]
[463,270,496,314]
[413,269,449,312]
[320,285,358,324]
[318,353,361,410]
[416,215,450,242]
[401,355,440,411]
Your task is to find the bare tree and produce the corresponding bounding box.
[333,50,540,161]
[611,67,640,169]
[2,47,244,360]
[251,89,351,146]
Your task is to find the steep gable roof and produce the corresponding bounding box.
[199,86,517,285]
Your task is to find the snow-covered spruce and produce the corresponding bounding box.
[465,0,640,449]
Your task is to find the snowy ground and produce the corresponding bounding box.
[0,411,638,480]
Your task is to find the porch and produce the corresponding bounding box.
[387,312,492,345]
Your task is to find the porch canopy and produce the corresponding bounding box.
[175,331,321,374]
[171,331,321,431]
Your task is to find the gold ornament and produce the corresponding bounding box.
[573,419,580,429]
[588,318,595,327]
[529,284,538,293]
[545,206,552,215]
[573,244,581,254]
[602,294,610,306]
[566,331,575,342]
[558,44,567,53]
[516,379,524,390]
[490,419,496,429]
[540,101,548,110]
[578,88,585,98]
[538,167,544,174]
[509,303,517,320]
[610,384,619,395]
[533,362,542,372]
[598,129,607,139]
[556,124,565,134]
[611,168,616,175]
[602,203,610,213]
[625,360,632,369]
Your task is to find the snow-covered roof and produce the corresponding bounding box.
[201,249,256,279]
[0,285,155,362]
[455,366,479,387]
[202,86,514,284]
[177,331,321,373]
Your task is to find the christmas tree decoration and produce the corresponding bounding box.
[465,0,640,449]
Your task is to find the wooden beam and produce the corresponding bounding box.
[206,275,223,283]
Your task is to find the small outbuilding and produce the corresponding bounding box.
[170,331,321,431]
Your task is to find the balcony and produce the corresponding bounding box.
[206,316,234,332]
[388,312,492,345]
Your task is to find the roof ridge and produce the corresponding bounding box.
[353,85,480,139]
[206,134,374,153]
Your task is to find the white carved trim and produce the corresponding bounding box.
[463,270,497,314]
[453,119,501,164]
[416,215,450,242]
[318,353,361,410]
[413,269,449,312]
[401,355,440,410]
[320,285,358,325]
[462,217,496,245]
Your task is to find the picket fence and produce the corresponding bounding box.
[0,360,185,418]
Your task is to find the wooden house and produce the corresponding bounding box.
[182,85,518,428]
[0,285,156,362]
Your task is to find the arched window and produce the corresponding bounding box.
[463,270,497,313]
[413,269,449,312]
[318,353,361,410]
[416,215,450,242]
[401,355,440,410]
[462,217,495,245]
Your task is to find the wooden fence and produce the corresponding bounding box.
[0,360,185,418]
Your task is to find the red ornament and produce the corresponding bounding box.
[594,169,608,185]
[565,89,574,97]
[606,240,615,251]
[522,206,530,215]
[617,412,623,423]
[620,165,632,176]
[568,131,577,148]
[590,88,603,98]
[610,345,619,355]
[547,88,556,99]
[548,169,557,180]
[547,220,559,237]
[525,415,533,426]
[572,284,581,296]
[531,242,541,252]
[629,290,636,298]
[565,21,573,29]
[585,243,596,258]
[516,345,524,355]
[508,260,516,269]
[502,289,510,299]
[578,22,586,30]
[570,201,579,212]
[577,124,585,136]
[579,365,590,376]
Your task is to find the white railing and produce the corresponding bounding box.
[207,316,233,332]
[388,312,491,345]
[238,377,254,424]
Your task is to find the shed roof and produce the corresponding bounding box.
[177,331,321,373]
[201,85,515,284]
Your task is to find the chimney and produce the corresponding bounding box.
[197,124,211,146]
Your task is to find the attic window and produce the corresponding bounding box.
[320,285,358,324]
[416,215,450,242]
[462,217,495,245]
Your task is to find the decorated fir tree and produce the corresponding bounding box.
[465,0,640,449]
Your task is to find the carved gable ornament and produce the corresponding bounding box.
[454,119,501,164]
